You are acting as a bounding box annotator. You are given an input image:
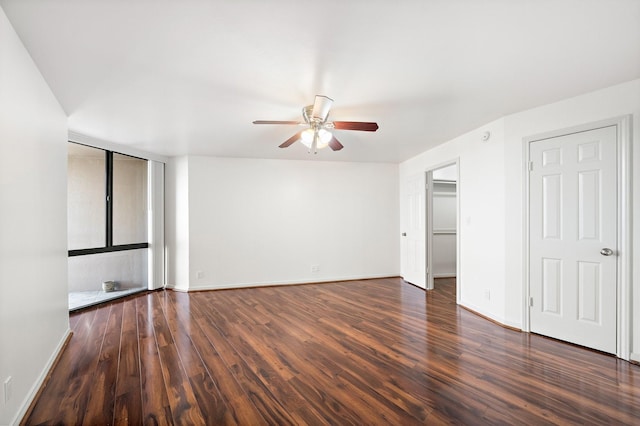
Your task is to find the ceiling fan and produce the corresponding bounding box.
[253,95,379,153]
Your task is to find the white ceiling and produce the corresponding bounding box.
[2,0,639,163]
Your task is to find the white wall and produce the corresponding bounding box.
[432,164,457,181]
[400,78,640,358]
[166,156,399,290]
[0,7,69,425]
[68,249,148,292]
[400,118,507,323]
[165,156,190,290]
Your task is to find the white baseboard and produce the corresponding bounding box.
[186,273,399,292]
[164,283,189,292]
[11,328,72,426]
[459,300,522,330]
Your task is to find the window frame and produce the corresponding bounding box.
[67,142,149,257]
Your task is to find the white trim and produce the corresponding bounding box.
[522,138,531,332]
[68,130,169,163]
[183,273,399,292]
[165,284,189,293]
[617,115,632,361]
[522,115,632,360]
[631,353,640,364]
[425,170,434,290]
[11,328,72,426]
[460,301,521,329]
[148,161,166,290]
[455,158,461,305]
[164,282,189,292]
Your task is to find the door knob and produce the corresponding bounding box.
[402,232,407,237]
[600,248,614,256]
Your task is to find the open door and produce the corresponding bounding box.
[402,173,426,288]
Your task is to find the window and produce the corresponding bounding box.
[67,143,106,250]
[113,153,148,245]
[67,142,148,256]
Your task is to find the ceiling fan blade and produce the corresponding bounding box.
[311,95,333,121]
[332,121,379,131]
[328,136,344,151]
[279,131,303,148]
[253,120,302,125]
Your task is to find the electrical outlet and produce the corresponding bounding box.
[196,271,204,279]
[4,376,12,404]
[311,265,320,273]
[484,290,491,300]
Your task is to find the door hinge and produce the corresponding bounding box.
[529,297,534,307]
[528,161,533,172]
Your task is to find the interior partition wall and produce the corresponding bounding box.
[67,142,164,310]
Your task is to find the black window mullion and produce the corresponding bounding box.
[106,151,113,247]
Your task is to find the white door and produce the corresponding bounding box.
[529,126,617,354]
[402,173,426,288]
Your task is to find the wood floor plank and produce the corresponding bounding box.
[149,292,207,425]
[196,293,304,425]
[136,294,174,426]
[113,298,143,425]
[186,294,269,425]
[162,291,236,425]
[23,278,640,425]
[83,303,123,424]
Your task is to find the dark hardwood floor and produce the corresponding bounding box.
[23,278,640,425]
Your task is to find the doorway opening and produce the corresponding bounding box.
[426,162,459,302]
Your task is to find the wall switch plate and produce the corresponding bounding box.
[4,376,12,404]
[196,271,204,279]
[311,265,320,273]
[484,290,491,300]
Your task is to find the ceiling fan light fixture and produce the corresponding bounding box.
[300,128,332,150]
[318,128,332,144]
[300,128,314,144]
